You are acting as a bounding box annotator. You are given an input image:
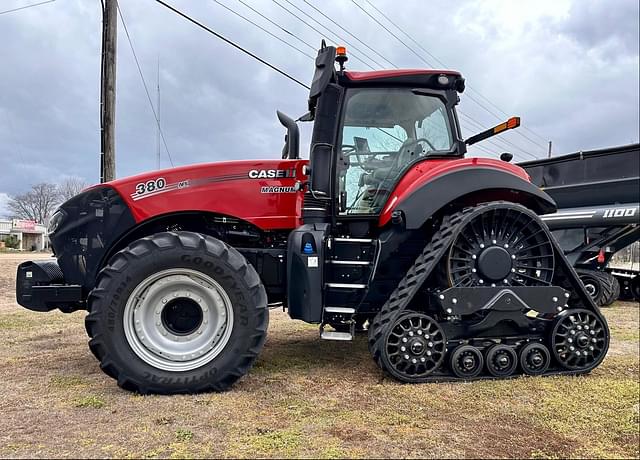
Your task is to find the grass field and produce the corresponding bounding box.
[0,253,638,458]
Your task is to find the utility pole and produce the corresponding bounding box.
[156,57,161,170]
[100,0,117,182]
[547,140,553,158]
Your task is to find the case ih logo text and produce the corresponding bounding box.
[248,168,296,179]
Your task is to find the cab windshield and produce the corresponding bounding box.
[338,88,455,215]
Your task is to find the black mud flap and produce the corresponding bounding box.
[16,260,83,313]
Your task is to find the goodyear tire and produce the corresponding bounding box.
[85,231,268,394]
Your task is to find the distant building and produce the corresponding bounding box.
[0,219,47,251]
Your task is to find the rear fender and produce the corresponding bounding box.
[383,167,556,229]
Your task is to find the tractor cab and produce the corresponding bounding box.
[299,45,467,222]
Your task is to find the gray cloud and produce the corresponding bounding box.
[0,0,638,200]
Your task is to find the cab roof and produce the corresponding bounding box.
[341,69,465,92]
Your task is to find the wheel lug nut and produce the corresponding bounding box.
[504,244,509,249]
[570,330,576,335]
[426,351,432,356]
[404,354,410,360]
[446,308,452,314]
[511,255,516,260]
[569,346,575,351]
[428,342,433,347]
[552,296,558,302]
[589,346,594,351]
[480,244,485,249]
[412,358,417,364]
[400,346,406,352]
[472,268,477,273]
[492,240,497,245]
[417,330,423,335]
[420,357,426,362]
[584,325,589,330]
[567,338,573,343]
[439,294,445,300]
[409,332,414,336]
[402,337,408,343]
[472,255,477,260]
[577,325,582,330]
[590,330,595,335]
[591,338,597,343]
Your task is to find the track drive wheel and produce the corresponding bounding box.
[551,309,609,373]
[85,231,269,394]
[373,312,446,382]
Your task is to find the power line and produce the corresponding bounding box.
[270,0,376,70]
[211,0,315,60]
[362,0,550,145]
[0,0,55,16]
[280,0,386,69]
[350,0,437,67]
[118,2,174,166]
[235,0,316,52]
[302,0,397,69]
[154,0,310,90]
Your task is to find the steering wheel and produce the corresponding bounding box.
[403,137,437,154]
[341,144,357,155]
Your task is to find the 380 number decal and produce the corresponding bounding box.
[135,178,166,196]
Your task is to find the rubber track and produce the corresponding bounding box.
[85,231,269,394]
[368,207,471,358]
[368,202,610,380]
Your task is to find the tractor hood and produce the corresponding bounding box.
[106,159,308,230]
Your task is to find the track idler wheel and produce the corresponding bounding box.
[379,312,446,382]
[450,345,484,379]
[519,343,551,375]
[485,344,518,377]
[551,309,609,372]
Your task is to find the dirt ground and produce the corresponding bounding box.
[0,252,638,459]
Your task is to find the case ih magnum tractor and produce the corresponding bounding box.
[16,46,609,394]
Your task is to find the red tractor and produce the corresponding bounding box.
[16,45,609,394]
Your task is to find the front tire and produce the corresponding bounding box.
[85,232,268,394]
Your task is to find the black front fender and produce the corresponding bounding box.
[397,167,557,229]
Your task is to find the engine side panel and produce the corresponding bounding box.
[107,159,307,230]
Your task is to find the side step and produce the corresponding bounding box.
[320,306,356,341]
[320,330,353,341]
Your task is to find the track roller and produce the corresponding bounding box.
[450,345,484,379]
[485,344,518,377]
[519,343,551,375]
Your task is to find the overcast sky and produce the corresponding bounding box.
[0,0,638,217]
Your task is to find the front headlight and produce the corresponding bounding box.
[48,209,66,235]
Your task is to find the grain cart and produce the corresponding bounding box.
[16,46,609,394]
[520,144,640,305]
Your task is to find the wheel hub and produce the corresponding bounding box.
[477,246,513,281]
[161,298,203,335]
[410,340,425,355]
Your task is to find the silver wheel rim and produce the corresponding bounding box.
[123,268,234,372]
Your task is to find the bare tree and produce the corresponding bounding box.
[8,183,60,224]
[58,177,88,202]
